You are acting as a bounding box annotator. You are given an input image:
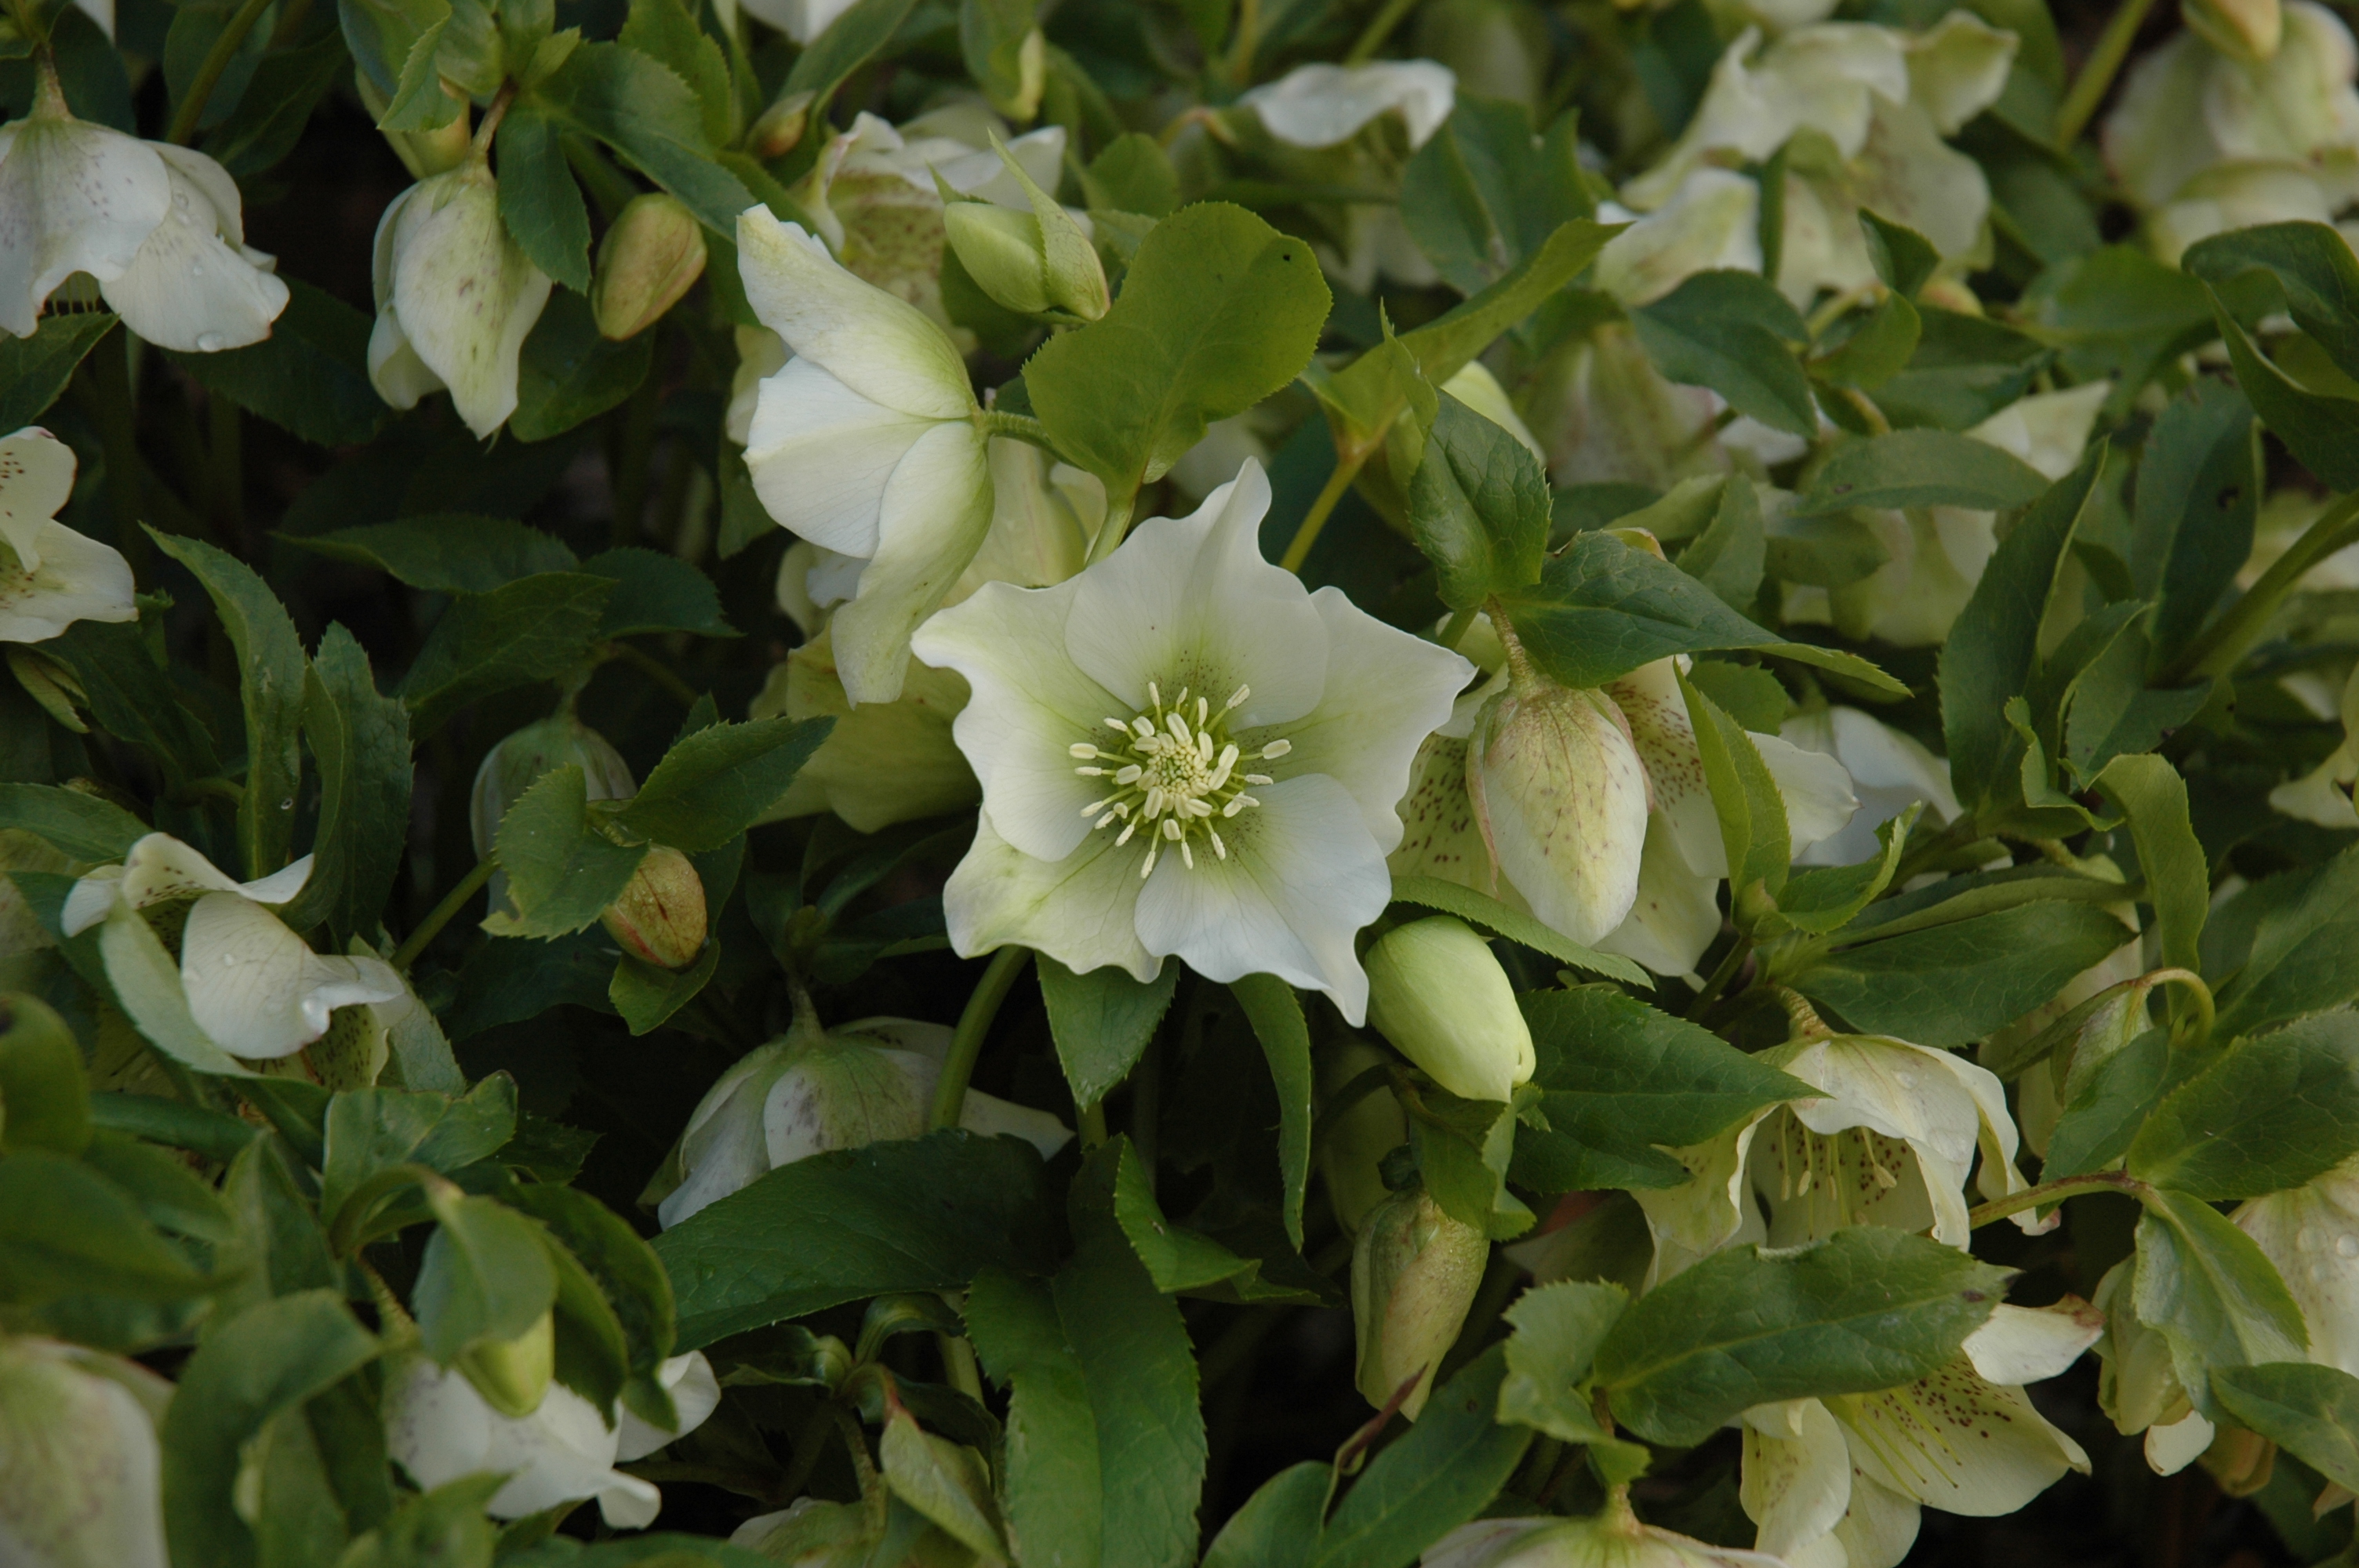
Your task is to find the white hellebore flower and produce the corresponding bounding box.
[0,74,287,352]
[0,426,133,644]
[2234,1152,2359,1377]
[1782,706,1961,866]
[62,833,402,1059]
[0,1335,174,1568]
[911,460,1474,1025]
[369,160,554,440]
[2271,662,2359,827]
[1239,60,1459,151]
[1424,1497,1784,1568]
[736,0,857,45]
[739,209,994,706]
[385,1350,719,1528]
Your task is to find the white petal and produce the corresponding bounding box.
[1596,812,1725,978]
[0,116,169,338]
[1831,1470,1923,1568]
[743,357,928,557]
[1741,1397,1853,1557]
[383,1356,494,1490]
[1422,1519,1557,1568]
[1061,461,1330,728]
[1834,1363,2089,1515]
[477,1382,633,1521]
[735,208,974,420]
[0,517,134,644]
[660,1044,791,1229]
[387,169,552,438]
[100,156,287,352]
[1384,731,1500,893]
[0,1339,168,1568]
[1965,382,2112,484]
[1633,1114,1771,1281]
[1963,1301,2106,1385]
[613,1352,721,1461]
[2144,1410,2214,1475]
[1786,707,1959,866]
[1132,773,1390,1025]
[1756,731,1859,856]
[180,892,402,1059]
[65,832,297,934]
[1241,60,1457,149]
[594,1471,664,1529]
[1609,659,1721,878]
[2234,1161,2359,1378]
[1904,11,2019,135]
[1595,167,1763,307]
[0,426,76,568]
[959,1087,1075,1160]
[1470,685,1651,946]
[943,808,1159,982]
[827,418,996,705]
[367,303,445,412]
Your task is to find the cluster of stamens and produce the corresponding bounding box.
[1765,1112,1906,1229]
[1069,682,1291,878]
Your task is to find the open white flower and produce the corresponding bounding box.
[0,426,133,644]
[0,80,287,351]
[911,460,1474,1024]
[63,833,402,1060]
[368,162,553,440]
[1240,60,1458,151]
[0,1335,173,1568]
[385,1350,718,1528]
[1782,706,1961,866]
[739,209,994,707]
[654,1016,1073,1227]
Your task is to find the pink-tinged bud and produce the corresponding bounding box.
[747,89,816,159]
[1352,1185,1487,1418]
[591,194,708,341]
[600,846,707,969]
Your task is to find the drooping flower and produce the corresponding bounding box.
[0,74,287,352]
[1239,60,1459,151]
[63,833,402,1060]
[911,461,1475,1024]
[1781,706,1961,866]
[368,161,554,439]
[0,426,133,644]
[738,209,994,706]
[1425,1496,1785,1568]
[0,1335,173,1568]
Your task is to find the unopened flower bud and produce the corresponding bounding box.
[601,846,707,970]
[1352,1185,1488,1418]
[1320,1040,1408,1234]
[747,89,816,158]
[1467,675,1650,946]
[471,715,638,859]
[940,140,1108,321]
[592,194,707,340]
[2199,1425,2276,1497]
[456,1310,555,1419]
[1365,917,1534,1103]
[0,1337,173,1568]
[2186,0,2283,60]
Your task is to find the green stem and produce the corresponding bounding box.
[1278,449,1369,574]
[1684,935,1750,1019]
[165,0,278,145]
[1077,1100,1109,1149]
[1432,606,1477,650]
[1225,0,1261,80]
[1085,495,1136,564]
[602,639,701,706]
[1343,0,1420,65]
[929,946,1033,1130]
[2163,491,2359,685]
[470,79,519,158]
[978,409,1058,448]
[1966,1169,2149,1229]
[936,1326,983,1400]
[2053,0,2161,148]
[391,855,497,972]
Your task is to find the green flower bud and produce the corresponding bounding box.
[1365,917,1534,1103]
[940,138,1107,321]
[591,193,708,341]
[456,1309,555,1419]
[1352,1185,1488,1418]
[0,1336,173,1568]
[748,89,817,159]
[1320,1040,1408,1234]
[470,715,638,862]
[1467,673,1650,948]
[2188,0,2283,61]
[600,845,708,970]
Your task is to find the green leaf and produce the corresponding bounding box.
[161,1290,381,1568]
[335,1475,502,1568]
[496,104,594,293]
[652,1128,1060,1348]
[1027,201,1331,508]
[1388,876,1648,985]
[1632,270,1816,437]
[1201,1463,1329,1568]
[501,1182,678,1421]
[1874,307,2053,431]
[147,528,307,880]
[1493,530,1908,695]
[1676,474,1766,611]
[320,1075,518,1229]
[880,1407,1008,1558]
[1860,210,1940,298]
[2128,1014,2359,1200]
[965,1145,1208,1568]
[0,1147,215,1303]
[529,42,758,234]
[1392,219,1619,386]
[1230,972,1313,1250]
[2022,245,2214,406]
[2128,381,2258,673]
[2133,1187,2309,1419]
[580,546,735,638]
[199,27,347,178]
[1309,1345,1532,1568]
[1512,986,1810,1192]
[280,626,413,942]
[1939,443,2104,808]
[0,997,94,1155]
[1772,804,1916,936]
[1594,1227,2008,1447]
[398,572,614,737]
[614,717,831,852]
[1411,1085,1532,1240]
[40,615,223,789]
[2092,752,2205,976]
[165,279,391,447]
[416,1188,560,1362]
[1408,390,1553,610]
[511,289,654,442]
[2041,1025,2170,1184]
[2183,220,2359,382]
[0,310,115,427]
[1784,899,2135,1047]
[2208,841,2359,1040]
[1039,954,1179,1106]
[1498,1279,1627,1442]
[2211,1362,2359,1494]
[1082,134,1179,218]
[2204,296,2359,492]
[1398,99,1593,296]
[619,0,735,145]
[292,516,577,595]
[1106,1138,1325,1302]
[0,782,147,860]
[783,0,918,101]
[1809,292,1921,391]
[1794,429,2052,517]
[1679,666,1790,912]
[486,764,648,938]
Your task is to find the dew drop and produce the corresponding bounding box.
[2337,1234,2358,1259]
[279,797,294,811]
[195,332,226,351]
[189,265,205,278]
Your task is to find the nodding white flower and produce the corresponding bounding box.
[1739,1303,2099,1568]
[368,162,554,440]
[1781,706,1961,866]
[0,426,133,644]
[654,1017,1073,1228]
[1426,1498,1784,1568]
[2090,1258,2221,1474]
[1240,60,1458,151]
[383,1350,718,1528]
[1593,170,1765,309]
[0,78,287,352]
[911,461,1475,1025]
[738,209,994,707]
[736,0,858,45]
[63,833,402,1060]
[0,1336,173,1568]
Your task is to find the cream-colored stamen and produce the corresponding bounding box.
[1069,681,1285,875]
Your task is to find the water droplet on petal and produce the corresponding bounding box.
[2337,1234,2358,1259]
[195,332,226,351]
[189,265,205,278]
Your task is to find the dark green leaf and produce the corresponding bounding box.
[619,0,735,145]
[1794,429,2052,517]
[1309,1345,1532,1568]
[199,27,347,178]
[532,42,758,235]
[1632,270,1816,437]
[165,279,391,447]
[511,289,654,442]
[1082,133,1179,218]
[615,717,831,851]
[2205,297,2359,492]
[280,625,413,942]
[0,782,147,860]
[1677,475,1766,611]
[2209,841,2359,1040]
[1408,390,1552,610]
[1680,666,1789,909]
[285,514,578,593]
[1039,954,1179,1106]
[398,572,614,736]
[1873,307,2053,431]
[2128,381,2257,672]
[2184,221,2359,381]
[1202,1463,1330,1568]
[1860,210,1939,298]
[1106,1138,1325,1302]
[1809,292,1921,391]
[486,763,648,938]
[1392,220,1619,386]
[1398,98,1592,296]
[2133,1187,2308,1418]
[0,993,89,1155]
[1388,877,1648,985]
[2128,1014,2359,1199]
[783,0,918,100]
[0,310,114,427]
[1231,972,1313,1250]
[2211,1362,2359,1493]
[416,1188,560,1361]
[496,104,594,293]
[1498,1279,1627,1442]
[2041,1026,2170,1183]
[580,546,735,638]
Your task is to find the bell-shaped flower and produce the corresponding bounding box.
[2148,159,2348,263]
[0,1335,173,1568]
[911,461,1475,1025]
[63,833,402,1060]
[653,1016,1073,1227]
[0,426,133,644]
[739,210,994,706]
[1238,60,1458,151]
[383,1350,718,1528]
[0,78,287,352]
[1427,1500,1784,1568]
[368,161,554,439]
[1781,705,1961,866]
[1353,1184,1488,1417]
[2091,1258,2219,1474]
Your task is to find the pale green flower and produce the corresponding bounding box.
[0,426,133,644]
[1354,1185,1488,1417]
[368,162,553,439]
[0,1335,173,1568]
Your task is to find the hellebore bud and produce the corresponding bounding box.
[600,846,708,970]
[2186,0,2284,60]
[1352,1186,1488,1419]
[940,139,1107,321]
[1467,673,1650,947]
[1365,917,1535,1103]
[592,194,707,341]
[0,1336,173,1568]
[471,715,638,859]
[1320,1040,1410,1235]
[456,1310,556,1420]
[747,89,817,158]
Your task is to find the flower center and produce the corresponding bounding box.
[1762,1112,1910,1232]
[1070,682,1292,877]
